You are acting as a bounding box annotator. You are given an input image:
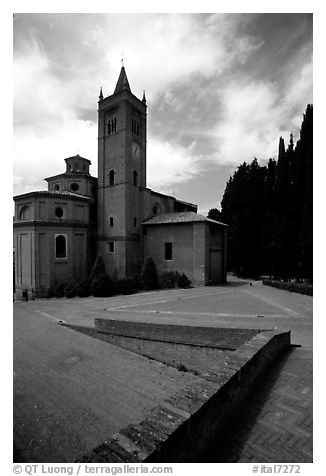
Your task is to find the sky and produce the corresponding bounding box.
[13,12,313,214]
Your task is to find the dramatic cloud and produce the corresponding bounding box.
[214,81,287,165]
[147,139,201,193]
[14,120,97,195]
[13,13,313,211]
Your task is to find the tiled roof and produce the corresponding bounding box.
[13,190,92,201]
[45,173,96,181]
[64,154,91,163]
[142,212,227,226]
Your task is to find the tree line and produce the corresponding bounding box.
[208,104,312,282]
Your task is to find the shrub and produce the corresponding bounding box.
[54,282,66,298]
[46,286,55,299]
[91,272,114,297]
[177,272,192,289]
[115,278,137,295]
[89,254,114,297]
[141,257,158,291]
[64,280,78,298]
[263,279,313,296]
[131,275,143,291]
[161,271,177,289]
[89,254,107,280]
[75,278,91,297]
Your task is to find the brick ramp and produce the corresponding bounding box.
[76,328,291,463]
[68,325,228,376]
[95,318,261,349]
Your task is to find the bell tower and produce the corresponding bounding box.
[97,66,147,278]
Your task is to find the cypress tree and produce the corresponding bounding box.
[141,257,159,290]
[218,105,312,281]
[296,104,313,281]
[207,208,222,222]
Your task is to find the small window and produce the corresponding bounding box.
[165,242,173,261]
[133,217,137,227]
[54,184,60,191]
[55,235,67,259]
[55,207,64,218]
[109,170,115,186]
[108,241,115,253]
[153,204,161,215]
[110,217,114,227]
[19,205,31,220]
[132,119,140,136]
[133,171,138,186]
[70,183,79,192]
[107,117,117,134]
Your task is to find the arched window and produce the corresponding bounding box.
[55,235,67,259]
[110,217,114,227]
[54,184,60,191]
[133,171,138,186]
[107,117,117,135]
[152,203,161,215]
[19,205,31,220]
[109,170,115,186]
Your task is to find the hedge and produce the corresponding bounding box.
[263,279,313,296]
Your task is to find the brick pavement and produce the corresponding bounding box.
[14,277,313,462]
[13,307,199,462]
[201,347,312,462]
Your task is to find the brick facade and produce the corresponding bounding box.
[13,66,227,296]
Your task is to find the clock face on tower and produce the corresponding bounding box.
[131,141,141,160]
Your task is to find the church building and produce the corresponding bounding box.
[13,66,227,298]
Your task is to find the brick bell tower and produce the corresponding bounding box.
[97,66,147,278]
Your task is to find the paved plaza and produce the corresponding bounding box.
[13,277,313,462]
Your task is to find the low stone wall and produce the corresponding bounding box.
[77,328,290,463]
